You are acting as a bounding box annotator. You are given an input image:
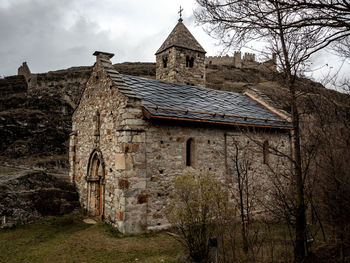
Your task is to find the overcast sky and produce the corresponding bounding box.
[0,0,348,87]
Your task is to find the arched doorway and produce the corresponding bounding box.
[86,150,105,217]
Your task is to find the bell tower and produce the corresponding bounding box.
[155,10,206,87]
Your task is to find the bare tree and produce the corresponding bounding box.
[229,139,256,254]
[194,1,348,261]
[225,135,284,262]
[277,0,350,59]
[166,173,229,262]
[303,87,350,262]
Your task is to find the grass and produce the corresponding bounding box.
[0,210,331,262]
[209,221,295,263]
[0,214,184,263]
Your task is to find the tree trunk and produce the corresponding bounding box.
[275,2,306,261]
[235,143,249,254]
[291,83,306,262]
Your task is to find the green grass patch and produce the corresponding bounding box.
[0,214,184,263]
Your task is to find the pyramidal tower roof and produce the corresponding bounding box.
[155,18,206,55]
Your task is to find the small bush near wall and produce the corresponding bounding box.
[166,173,229,262]
[165,173,299,263]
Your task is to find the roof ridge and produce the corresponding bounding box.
[121,74,245,96]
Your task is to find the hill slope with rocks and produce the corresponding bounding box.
[1,62,349,172]
[0,170,79,227]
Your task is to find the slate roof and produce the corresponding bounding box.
[155,19,206,55]
[121,74,292,129]
[98,51,290,129]
[99,55,139,99]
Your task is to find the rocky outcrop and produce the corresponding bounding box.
[0,72,76,170]
[114,62,156,78]
[29,66,92,109]
[0,170,79,227]
[0,75,27,98]
[0,63,156,171]
[0,93,72,169]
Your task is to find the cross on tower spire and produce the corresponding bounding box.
[178,6,184,22]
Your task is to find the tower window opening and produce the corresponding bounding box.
[186,56,194,68]
[189,57,194,68]
[162,56,168,68]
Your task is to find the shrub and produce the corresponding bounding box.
[166,174,228,262]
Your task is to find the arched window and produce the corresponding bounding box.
[186,56,195,68]
[162,56,168,68]
[189,57,194,68]
[186,138,194,166]
[263,140,269,164]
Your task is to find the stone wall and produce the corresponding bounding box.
[205,55,234,66]
[144,122,290,229]
[17,62,31,82]
[206,52,277,72]
[156,47,206,87]
[71,54,148,234]
[225,130,291,218]
[71,53,290,234]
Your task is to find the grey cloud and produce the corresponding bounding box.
[0,0,203,77]
[1,0,346,87]
[0,0,125,76]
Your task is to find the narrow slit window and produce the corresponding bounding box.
[189,57,194,68]
[263,140,269,164]
[186,56,194,68]
[162,56,168,68]
[186,138,194,166]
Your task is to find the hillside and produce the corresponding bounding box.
[1,62,349,171]
[0,69,90,171]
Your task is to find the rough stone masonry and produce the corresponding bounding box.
[70,19,292,234]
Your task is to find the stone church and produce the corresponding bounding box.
[69,17,292,233]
